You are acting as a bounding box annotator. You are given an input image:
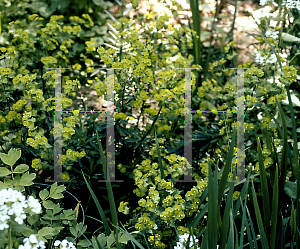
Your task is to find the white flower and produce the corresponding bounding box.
[15,213,26,224]
[18,234,45,249]
[54,239,76,249]
[0,221,9,230]
[282,90,300,107]
[255,51,268,64]
[174,234,219,249]
[175,234,199,249]
[282,0,300,9]
[266,75,285,88]
[0,188,42,230]
[260,0,278,6]
[279,52,288,59]
[259,0,268,5]
[127,116,138,125]
[256,11,272,19]
[27,196,42,214]
[266,54,277,64]
[54,241,61,247]
[265,30,279,39]
[29,234,38,244]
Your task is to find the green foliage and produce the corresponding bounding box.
[0,148,89,249]
[0,0,300,248]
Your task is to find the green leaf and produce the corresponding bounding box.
[219,169,235,249]
[227,52,238,60]
[27,214,39,226]
[281,32,300,43]
[0,148,21,167]
[49,182,66,199]
[38,227,55,237]
[289,53,300,66]
[218,127,236,204]
[39,189,49,201]
[119,233,130,244]
[290,202,296,241]
[19,172,36,186]
[12,175,21,187]
[111,223,146,249]
[53,203,63,215]
[81,169,111,236]
[251,182,269,249]
[270,164,278,249]
[107,233,116,248]
[13,164,29,174]
[0,167,11,177]
[207,162,218,249]
[77,239,92,247]
[97,234,107,248]
[28,1,48,11]
[94,37,104,47]
[104,10,120,24]
[123,4,133,16]
[199,100,217,111]
[284,181,297,199]
[226,209,234,249]
[257,137,270,237]
[42,200,55,209]
[11,223,34,237]
[275,97,288,208]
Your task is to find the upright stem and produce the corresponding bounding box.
[8,226,12,249]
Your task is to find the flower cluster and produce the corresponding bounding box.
[54,239,76,249]
[0,188,42,230]
[174,234,199,249]
[265,30,279,40]
[26,135,51,150]
[281,0,300,9]
[259,0,278,6]
[118,201,130,215]
[31,158,48,171]
[18,234,45,249]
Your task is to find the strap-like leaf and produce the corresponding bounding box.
[270,164,279,249]
[257,137,270,239]
[251,182,269,249]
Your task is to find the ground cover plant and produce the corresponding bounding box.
[0,0,300,248]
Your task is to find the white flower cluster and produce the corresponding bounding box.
[266,75,285,88]
[0,188,42,230]
[174,234,220,249]
[266,54,277,64]
[18,234,46,249]
[265,30,279,40]
[259,0,278,6]
[282,0,300,9]
[255,51,268,64]
[255,11,273,19]
[255,52,287,65]
[54,240,77,249]
[174,234,199,249]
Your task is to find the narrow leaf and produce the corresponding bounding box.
[251,182,269,249]
[257,137,270,238]
[207,162,218,249]
[218,126,236,204]
[270,162,278,249]
[81,169,111,236]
